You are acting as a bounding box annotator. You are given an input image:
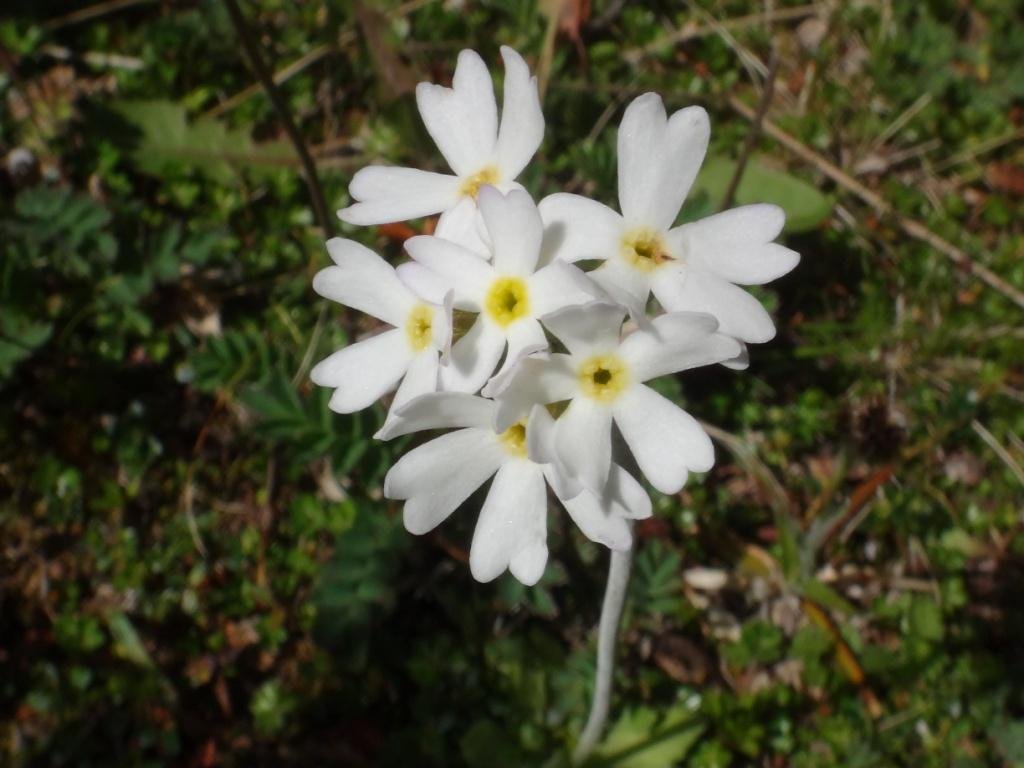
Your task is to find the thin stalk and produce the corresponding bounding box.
[573,544,634,765]
[222,0,334,237]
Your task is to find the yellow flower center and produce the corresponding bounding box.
[621,227,672,272]
[459,166,500,199]
[484,276,530,327]
[499,421,528,457]
[578,354,630,403]
[405,304,434,351]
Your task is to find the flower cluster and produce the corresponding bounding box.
[313,47,799,585]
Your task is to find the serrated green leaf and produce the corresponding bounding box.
[113,100,295,182]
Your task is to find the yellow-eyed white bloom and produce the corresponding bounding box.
[539,93,800,345]
[310,239,451,429]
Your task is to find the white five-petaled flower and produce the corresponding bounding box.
[401,186,605,394]
[338,47,543,251]
[539,93,800,343]
[310,239,452,428]
[487,302,741,496]
[377,393,651,585]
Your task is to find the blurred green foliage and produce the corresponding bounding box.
[2,0,1024,766]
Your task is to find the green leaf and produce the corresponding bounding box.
[593,705,704,767]
[106,613,154,668]
[113,100,295,182]
[631,540,685,618]
[907,596,943,642]
[312,507,407,660]
[990,718,1024,767]
[461,720,526,768]
[688,156,832,233]
[0,307,52,379]
[800,578,856,616]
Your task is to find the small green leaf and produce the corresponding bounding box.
[800,579,856,616]
[688,156,832,233]
[461,720,525,768]
[593,705,704,768]
[107,613,154,668]
[113,100,295,182]
[907,596,944,642]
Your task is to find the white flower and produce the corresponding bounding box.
[401,186,604,394]
[337,46,543,251]
[539,93,800,343]
[488,302,741,495]
[310,238,451,426]
[377,393,651,585]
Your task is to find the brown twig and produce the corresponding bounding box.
[39,45,144,71]
[728,95,1024,311]
[43,0,156,30]
[204,0,434,120]
[204,42,337,120]
[222,0,334,237]
[625,3,821,64]
[720,48,779,211]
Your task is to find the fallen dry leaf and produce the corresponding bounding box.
[986,163,1024,196]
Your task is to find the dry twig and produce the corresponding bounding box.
[728,95,1024,311]
[205,0,434,119]
[624,4,821,64]
[43,0,155,30]
[720,48,779,210]
[222,0,334,237]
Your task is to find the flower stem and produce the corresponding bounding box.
[573,543,633,765]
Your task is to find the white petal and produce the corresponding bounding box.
[613,384,712,494]
[497,318,548,376]
[617,93,667,225]
[381,349,439,430]
[494,46,544,181]
[415,50,498,176]
[434,291,454,363]
[526,404,557,464]
[555,397,613,493]
[668,204,799,285]
[618,311,741,382]
[311,329,410,412]
[478,186,542,276]
[385,428,503,534]
[529,405,583,500]
[618,95,709,230]
[555,463,648,550]
[608,464,652,520]
[588,259,652,322]
[722,341,750,371]
[489,354,576,432]
[538,193,624,265]
[313,238,415,327]
[435,196,490,254]
[404,235,494,311]
[397,261,449,306]
[559,487,633,551]
[540,301,625,357]
[337,166,460,225]
[439,317,506,393]
[376,391,495,440]
[656,105,711,226]
[651,265,776,343]
[529,260,608,317]
[470,460,548,584]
